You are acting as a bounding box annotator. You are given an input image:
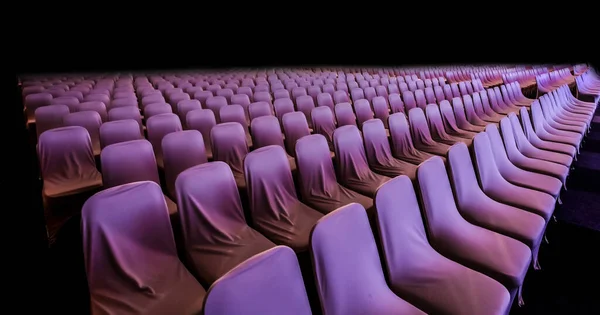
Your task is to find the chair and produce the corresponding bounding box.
[402,91,417,111]
[35,105,70,139]
[334,102,357,127]
[78,101,108,122]
[250,115,297,172]
[295,95,316,128]
[416,156,531,305]
[388,93,405,114]
[176,99,202,129]
[388,113,436,165]
[230,94,252,122]
[310,203,425,315]
[354,99,374,128]
[249,101,274,121]
[83,94,111,110]
[311,106,336,151]
[426,104,472,146]
[219,105,252,147]
[472,132,556,223]
[333,125,391,197]
[408,108,450,157]
[144,102,172,119]
[205,96,228,122]
[110,97,138,109]
[175,162,275,286]
[163,130,208,200]
[108,106,144,134]
[63,111,103,156]
[203,246,312,315]
[282,112,311,157]
[333,90,350,104]
[438,100,478,139]
[210,122,249,190]
[244,145,323,252]
[374,175,511,315]
[451,97,486,132]
[372,96,390,128]
[186,109,216,160]
[82,181,205,315]
[49,96,80,112]
[295,134,374,214]
[448,142,546,269]
[274,98,295,124]
[519,107,576,158]
[146,113,183,170]
[99,120,143,149]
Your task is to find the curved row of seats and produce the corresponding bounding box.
[25,65,600,314]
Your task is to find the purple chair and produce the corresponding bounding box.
[388,93,405,114]
[176,99,202,129]
[448,142,546,269]
[231,94,252,122]
[141,94,166,108]
[374,175,511,314]
[408,108,450,157]
[372,96,390,128]
[99,120,142,149]
[334,102,357,127]
[354,99,374,128]
[520,107,577,158]
[433,85,445,103]
[499,117,569,186]
[253,91,272,104]
[350,88,365,102]
[108,106,143,134]
[144,102,172,119]
[205,96,228,122]
[84,94,111,109]
[203,246,311,315]
[310,203,425,315]
[486,89,511,115]
[49,96,80,112]
[35,105,70,139]
[310,106,336,151]
[424,87,436,104]
[451,97,486,132]
[362,119,418,179]
[443,84,454,101]
[194,90,214,106]
[402,91,417,111]
[244,145,323,252]
[282,112,310,158]
[333,125,391,197]
[472,132,556,223]
[295,95,316,128]
[274,98,295,124]
[438,100,478,138]
[333,90,350,104]
[417,156,532,306]
[236,87,254,102]
[146,113,183,169]
[109,97,137,109]
[292,87,308,100]
[508,113,573,166]
[186,109,216,160]
[250,115,297,172]
[388,113,436,165]
[316,93,334,111]
[175,162,275,286]
[63,111,102,156]
[295,134,373,214]
[163,130,208,200]
[539,95,587,134]
[479,91,505,120]
[274,89,291,100]
[249,101,274,122]
[216,88,234,103]
[220,105,252,147]
[210,123,249,190]
[78,101,108,122]
[426,104,471,146]
[450,83,461,98]
[82,181,205,315]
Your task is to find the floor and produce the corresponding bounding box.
[39,108,600,315]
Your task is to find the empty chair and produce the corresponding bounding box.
[250,115,297,172]
[472,132,556,223]
[99,119,143,149]
[354,99,374,128]
[38,126,103,241]
[249,101,273,121]
[163,130,208,200]
[448,142,546,269]
[194,90,214,105]
[374,175,511,315]
[203,246,312,315]
[78,101,108,122]
[333,90,350,104]
[317,92,335,111]
[110,97,137,109]
[219,105,252,147]
[49,96,80,112]
[142,94,166,108]
[176,99,202,129]
[335,102,357,127]
[35,104,70,139]
[486,123,563,198]
[216,88,234,103]
[295,134,373,214]
[388,93,405,113]
[295,95,316,128]
[500,117,569,185]
[311,106,336,151]
[364,87,377,102]
[82,181,205,315]
[84,94,111,109]
[408,108,451,156]
[333,125,391,197]
[443,84,454,101]
[108,106,143,134]
[402,91,417,111]
[372,96,390,128]
[417,156,532,305]
[186,109,216,160]
[310,203,425,315]
[388,113,436,165]
[210,123,249,190]
[414,90,427,109]
[478,92,505,121]
[282,111,311,157]
[254,91,272,104]
[520,108,576,158]
[433,85,446,103]
[438,100,478,138]
[424,87,437,104]
[508,113,572,167]
[274,89,291,100]
[235,87,253,102]
[451,97,486,132]
[426,104,472,146]
[230,94,252,121]
[362,119,418,179]
[175,162,275,286]
[274,98,295,124]
[292,87,308,99]
[205,96,228,122]
[63,111,102,156]
[540,95,587,134]
[146,113,183,169]
[244,145,323,252]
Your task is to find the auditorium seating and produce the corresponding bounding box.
[24,64,599,314]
